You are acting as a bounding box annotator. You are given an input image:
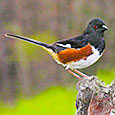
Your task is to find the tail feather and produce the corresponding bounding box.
[5,34,60,62]
[5,34,53,50]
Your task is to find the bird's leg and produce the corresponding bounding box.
[73,69,89,78]
[66,69,81,79]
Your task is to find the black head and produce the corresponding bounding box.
[84,18,108,35]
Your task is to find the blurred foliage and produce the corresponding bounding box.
[0,87,76,115]
[97,69,115,85]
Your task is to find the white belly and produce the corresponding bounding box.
[55,46,104,69]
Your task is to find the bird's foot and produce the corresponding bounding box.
[66,69,81,79]
[66,68,92,80]
[73,69,90,79]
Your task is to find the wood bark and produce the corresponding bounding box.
[76,76,115,115]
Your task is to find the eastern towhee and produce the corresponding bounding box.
[5,18,108,79]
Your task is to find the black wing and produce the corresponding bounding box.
[51,35,88,53]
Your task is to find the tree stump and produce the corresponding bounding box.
[76,76,115,115]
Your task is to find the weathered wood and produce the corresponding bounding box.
[76,76,115,115]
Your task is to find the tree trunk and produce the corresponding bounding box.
[76,76,115,115]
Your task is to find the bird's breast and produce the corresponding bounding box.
[55,43,104,69]
[57,43,93,64]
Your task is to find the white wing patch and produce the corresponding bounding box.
[57,43,71,48]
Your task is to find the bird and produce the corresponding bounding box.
[5,18,108,79]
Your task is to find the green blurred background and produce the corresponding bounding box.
[0,0,115,115]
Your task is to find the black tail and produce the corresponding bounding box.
[5,34,54,50]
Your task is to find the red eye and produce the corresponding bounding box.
[93,25,97,29]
